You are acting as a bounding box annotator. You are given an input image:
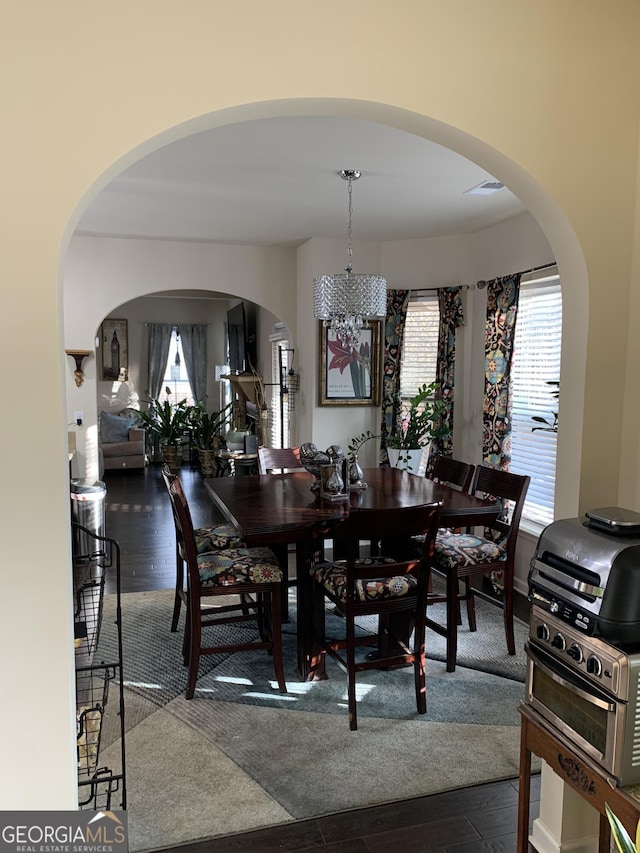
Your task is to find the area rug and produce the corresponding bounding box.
[96,589,533,852]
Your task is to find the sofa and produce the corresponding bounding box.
[99,410,147,471]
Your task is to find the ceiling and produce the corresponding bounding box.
[76,116,526,247]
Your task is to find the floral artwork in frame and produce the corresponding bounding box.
[101,318,128,382]
[318,322,381,406]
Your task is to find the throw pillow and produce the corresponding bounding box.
[100,411,136,444]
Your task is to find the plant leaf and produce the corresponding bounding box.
[605,804,636,852]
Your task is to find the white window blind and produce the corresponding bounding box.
[398,297,440,475]
[509,278,562,527]
[399,298,440,397]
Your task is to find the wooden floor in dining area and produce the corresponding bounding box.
[102,464,539,852]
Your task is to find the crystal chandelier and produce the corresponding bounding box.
[313,169,387,347]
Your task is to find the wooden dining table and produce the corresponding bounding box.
[205,467,501,679]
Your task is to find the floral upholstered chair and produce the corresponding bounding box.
[162,465,286,699]
[308,501,442,730]
[426,465,530,672]
[161,464,246,631]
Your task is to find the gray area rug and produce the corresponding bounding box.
[96,589,533,852]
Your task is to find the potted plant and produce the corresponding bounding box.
[606,805,640,852]
[187,401,232,477]
[386,381,450,473]
[139,389,189,470]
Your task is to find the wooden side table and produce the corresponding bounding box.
[518,704,640,852]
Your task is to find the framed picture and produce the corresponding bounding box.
[101,318,128,381]
[318,321,381,406]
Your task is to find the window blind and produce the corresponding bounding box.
[509,280,562,527]
[398,297,440,475]
[399,298,439,397]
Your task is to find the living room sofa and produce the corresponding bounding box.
[99,410,147,471]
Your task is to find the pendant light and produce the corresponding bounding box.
[313,170,387,347]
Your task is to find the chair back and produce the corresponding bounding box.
[258,446,303,474]
[471,465,530,556]
[337,502,443,582]
[161,464,198,569]
[431,455,475,492]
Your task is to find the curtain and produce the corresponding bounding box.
[180,324,208,404]
[480,274,522,471]
[426,286,465,475]
[379,289,410,465]
[147,323,173,399]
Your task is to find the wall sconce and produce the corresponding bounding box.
[65,349,93,387]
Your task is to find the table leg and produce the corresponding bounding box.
[296,539,319,680]
[517,715,531,853]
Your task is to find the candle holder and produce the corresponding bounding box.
[319,462,349,502]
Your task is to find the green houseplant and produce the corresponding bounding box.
[606,804,640,852]
[139,389,190,469]
[386,381,450,472]
[187,401,233,477]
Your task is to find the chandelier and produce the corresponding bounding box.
[313,169,387,347]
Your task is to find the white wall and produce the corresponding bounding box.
[64,236,298,480]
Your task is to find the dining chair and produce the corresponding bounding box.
[426,464,530,672]
[257,446,306,617]
[257,446,304,474]
[163,467,287,699]
[161,464,245,632]
[431,454,475,493]
[308,501,443,730]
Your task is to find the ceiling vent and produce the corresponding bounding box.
[464,180,505,196]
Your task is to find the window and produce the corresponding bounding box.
[397,297,440,474]
[157,328,195,407]
[399,298,440,397]
[269,339,292,448]
[509,274,562,527]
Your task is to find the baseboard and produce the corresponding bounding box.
[530,818,598,853]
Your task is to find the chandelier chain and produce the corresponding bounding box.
[346,175,353,272]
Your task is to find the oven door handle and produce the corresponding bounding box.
[526,643,616,711]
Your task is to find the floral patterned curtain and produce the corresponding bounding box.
[379,289,410,465]
[480,273,521,471]
[426,287,465,476]
[479,273,521,592]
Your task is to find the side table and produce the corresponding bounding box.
[518,704,640,852]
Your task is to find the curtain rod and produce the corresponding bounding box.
[410,284,470,295]
[476,261,557,289]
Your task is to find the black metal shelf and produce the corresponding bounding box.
[72,522,126,811]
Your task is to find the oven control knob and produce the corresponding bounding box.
[586,654,603,676]
[551,633,566,651]
[567,643,583,663]
[549,600,560,614]
[536,623,550,642]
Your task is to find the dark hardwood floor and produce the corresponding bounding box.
[102,464,539,852]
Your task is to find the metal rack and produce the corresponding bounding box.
[72,522,126,811]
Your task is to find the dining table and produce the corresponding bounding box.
[204,467,501,679]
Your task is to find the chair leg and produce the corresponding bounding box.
[464,577,477,632]
[271,543,290,622]
[503,578,516,656]
[185,605,202,699]
[270,584,287,693]
[346,609,358,731]
[171,545,184,632]
[182,595,191,666]
[445,569,459,673]
[413,604,427,715]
